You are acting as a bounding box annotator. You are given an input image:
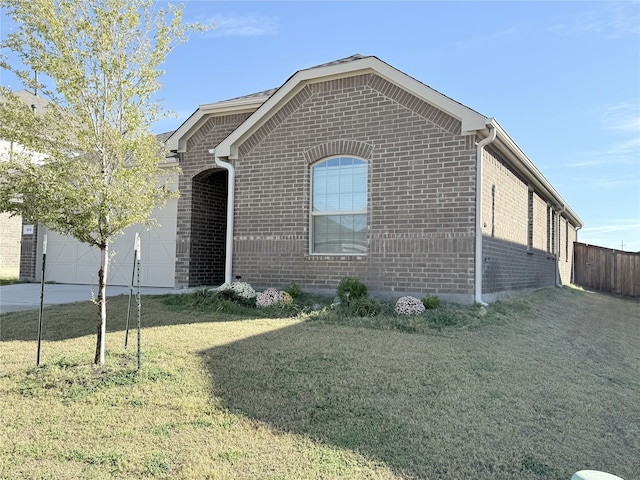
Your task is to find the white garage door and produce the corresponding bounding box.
[43,198,178,288]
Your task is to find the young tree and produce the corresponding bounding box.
[0,0,205,364]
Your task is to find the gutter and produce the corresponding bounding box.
[475,120,497,306]
[209,149,235,285]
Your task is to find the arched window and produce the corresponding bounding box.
[311,156,368,254]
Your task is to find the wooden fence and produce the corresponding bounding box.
[573,242,640,298]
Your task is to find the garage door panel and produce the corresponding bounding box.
[42,198,177,287]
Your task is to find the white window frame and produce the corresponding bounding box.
[309,156,368,255]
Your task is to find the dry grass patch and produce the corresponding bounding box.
[1,287,638,479]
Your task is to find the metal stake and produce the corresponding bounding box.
[135,235,141,371]
[36,234,47,366]
[124,234,138,348]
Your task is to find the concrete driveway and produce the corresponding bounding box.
[0,283,188,314]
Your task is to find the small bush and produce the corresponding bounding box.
[350,296,382,317]
[285,282,302,299]
[422,294,440,310]
[256,288,281,307]
[336,277,368,305]
[426,305,461,328]
[212,287,256,308]
[395,296,426,315]
[279,291,294,305]
[218,281,256,300]
[215,288,244,303]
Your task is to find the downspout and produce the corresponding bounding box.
[475,120,496,305]
[556,206,565,286]
[209,149,235,285]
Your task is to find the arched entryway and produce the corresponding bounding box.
[189,168,228,286]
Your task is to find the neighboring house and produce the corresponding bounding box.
[0,90,49,279]
[0,208,21,278]
[22,55,582,303]
[8,91,179,288]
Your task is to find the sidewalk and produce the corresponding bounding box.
[0,283,188,314]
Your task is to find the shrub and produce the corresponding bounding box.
[279,291,294,305]
[215,282,257,307]
[214,287,242,303]
[336,277,368,305]
[218,281,256,300]
[256,288,281,307]
[231,281,256,300]
[426,305,461,328]
[395,296,426,315]
[422,294,440,310]
[285,282,302,299]
[350,296,382,317]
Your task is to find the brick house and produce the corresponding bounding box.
[1,90,49,279]
[165,54,582,303]
[20,54,582,303]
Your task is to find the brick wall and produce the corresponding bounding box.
[532,193,548,252]
[481,147,577,297]
[189,170,228,285]
[0,213,21,278]
[482,147,528,245]
[175,113,251,286]
[214,73,477,301]
[19,221,38,281]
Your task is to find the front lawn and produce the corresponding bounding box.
[1,287,638,479]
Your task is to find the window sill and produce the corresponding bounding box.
[306,254,367,261]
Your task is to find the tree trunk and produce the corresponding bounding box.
[94,244,109,365]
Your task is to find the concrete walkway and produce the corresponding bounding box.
[0,283,189,314]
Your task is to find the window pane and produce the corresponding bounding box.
[312,157,368,252]
[313,214,367,253]
[312,157,367,214]
[352,191,367,211]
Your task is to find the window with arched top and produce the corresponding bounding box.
[310,156,368,254]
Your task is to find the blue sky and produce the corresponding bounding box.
[2,1,639,251]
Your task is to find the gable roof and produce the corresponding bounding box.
[0,89,51,114]
[165,54,582,228]
[214,55,490,159]
[166,55,489,153]
[166,88,277,153]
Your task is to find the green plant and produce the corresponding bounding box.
[350,296,382,317]
[285,282,303,299]
[336,277,368,305]
[218,281,257,301]
[422,294,440,309]
[280,291,294,305]
[426,306,460,328]
[215,288,243,303]
[395,296,426,315]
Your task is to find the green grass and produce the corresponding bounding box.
[1,287,638,479]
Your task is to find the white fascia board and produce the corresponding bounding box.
[492,120,583,228]
[216,56,489,159]
[159,156,179,168]
[165,95,270,153]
